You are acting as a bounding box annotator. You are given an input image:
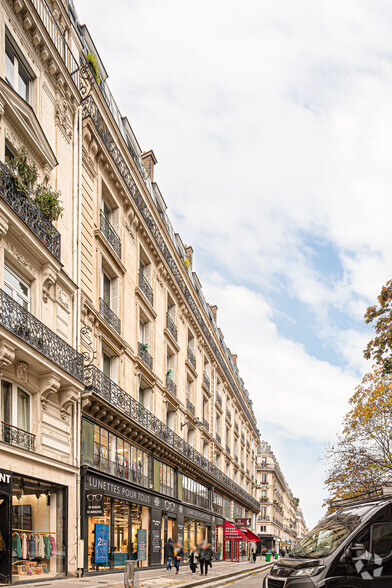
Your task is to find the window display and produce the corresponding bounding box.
[11,475,66,581]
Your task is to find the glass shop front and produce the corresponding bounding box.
[0,469,67,584]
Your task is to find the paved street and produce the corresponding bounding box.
[227,569,268,586]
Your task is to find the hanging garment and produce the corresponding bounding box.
[12,532,22,558]
[43,535,51,559]
[28,534,36,559]
[37,535,45,558]
[49,535,57,557]
[22,533,28,560]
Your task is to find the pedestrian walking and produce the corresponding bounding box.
[173,542,184,575]
[189,545,199,574]
[199,542,214,576]
[251,546,257,562]
[164,537,174,571]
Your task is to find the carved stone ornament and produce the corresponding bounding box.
[42,263,58,303]
[0,340,15,371]
[59,388,78,420]
[40,373,61,408]
[16,360,29,382]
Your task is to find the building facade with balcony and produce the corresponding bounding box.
[256,442,308,553]
[0,0,84,582]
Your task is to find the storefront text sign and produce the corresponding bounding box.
[138,529,147,561]
[224,521,246,540]
[234,518,251,528]
[183,506,212,522]
[0,469,12,495]
[85,490,104,516]
[94,524,109,563]
[86,474,153,506]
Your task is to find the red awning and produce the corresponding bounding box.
[224,521,247,540]
[245,529,261,542]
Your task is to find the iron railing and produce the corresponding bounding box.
[186,399,195,416]
[81,95,258,437]
[166,374,177,397]
[1,421,35,451]
[99,297,121,334]
[187,346,196,370]
[216,392,222,407]
[139,270,153,306]
[166,313,177,340]
[203,371,210,391]
[0,162,61,260]
[138,342,153,370]
[84,365,259,509]
[100,211,121,258]
[0,289,83,380]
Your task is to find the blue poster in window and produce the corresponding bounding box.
[95,524,109,563]
[137,529,147,562]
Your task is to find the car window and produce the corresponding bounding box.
[371,523,392,558]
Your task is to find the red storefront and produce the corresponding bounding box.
[223,521,260,561]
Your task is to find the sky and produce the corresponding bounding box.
[76,0,392,528]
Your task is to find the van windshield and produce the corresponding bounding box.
[291,509,365,558]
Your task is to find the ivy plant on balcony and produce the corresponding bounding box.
[86,51,101,84]
[3,146,63,222]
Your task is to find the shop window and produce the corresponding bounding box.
[88,496,112,571]
[159,462,176,498]
[12,475,66,580]
[4,266,30,310]
[182,475,209,510]
[1,380,31,433]
[223,498,231,520]
[5,35,32,103]
[213,492,223,515]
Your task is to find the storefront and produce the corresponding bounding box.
[223,520,249,562]
[0,468,67,584]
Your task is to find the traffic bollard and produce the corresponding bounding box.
[124,560,138,588]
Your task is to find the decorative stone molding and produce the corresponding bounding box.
[40,373,61,408]
[16,360,28,382]
[59,387,78,420]
[55,96,72,143]
[42,263,58,303]
[4,241,36,276]
[0,340,16,371]
[0,212,9,240]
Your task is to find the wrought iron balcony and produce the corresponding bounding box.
[203,418,209,431]
[226,444,230,455]
[0,162,61,260]
[99,297,121,334]
[166,313,177,341]
[139,270,153,306]
[0,289,83,381]
[100,211,121,258]
[216,392,222,407]
[84,365,259,510]
[226,407,232,421]
[166,373,177,397]
[138,342,153,370]
[203,371,210,391]
[186,399,195,416]
[1,421,35,451]
[216,433,221,445]
[187,346,196,370]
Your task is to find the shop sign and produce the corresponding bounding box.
[0,469,12,495]
[85,474,153,506]
[184,506,212,522]
[94,524,109,563]
[224,521,246,540]
[138,529,147,561]
[86,490,104,516]
[235,517,251,528]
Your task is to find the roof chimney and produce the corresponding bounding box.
[185,245,193,269]
[232,354,238,366]
[141,149,157,181]
[210,305,218,322]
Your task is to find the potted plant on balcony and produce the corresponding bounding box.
[86,51,101,84]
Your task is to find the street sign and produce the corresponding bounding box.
[235,517,251,528]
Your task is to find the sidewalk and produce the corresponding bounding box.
[11,560,272,588]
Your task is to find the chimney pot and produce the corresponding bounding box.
[141,149,157,181]
[185,245,193,269]
[232,354,238,365]
[210,305,218,322]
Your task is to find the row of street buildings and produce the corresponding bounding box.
[0,0,307,583]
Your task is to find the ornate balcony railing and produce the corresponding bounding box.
[84,365,259,510]
[0,289,83,381]
[273,517,284,529]
[216,433,221,445]
[0,162,61,260]
[226,407,231,421]
[166,374,177,397]
[166,313,177,341]
[186,399,195,416]
[138,342,153,370]
[216,392,222,407]
[99,297,121,334]
[187,346,196,370]
[1,421,35,451]
[203,418,209,432]
[139,270,154,306]
[100,211,121,258]
[226,444,230,455]
[82,95,259,439]
[203,371,210,391]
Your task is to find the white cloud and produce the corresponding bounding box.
[75,0,392,527]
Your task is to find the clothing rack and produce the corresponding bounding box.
[13,530,56,534]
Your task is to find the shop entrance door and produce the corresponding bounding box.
[0,494,11,584]
[224,539,232,561]
[161,514,177,565]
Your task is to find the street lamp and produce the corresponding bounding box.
[180,417,203,430]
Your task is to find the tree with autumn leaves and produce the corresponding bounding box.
[325,280,392,508]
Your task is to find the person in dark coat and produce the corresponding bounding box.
[199,542,214,576]
[189,545,199,574]
[173,543,184,575]
[164,538,174,570]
